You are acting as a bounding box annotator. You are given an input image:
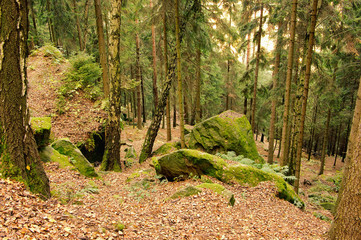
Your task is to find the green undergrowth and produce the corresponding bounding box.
[31,45,64,64]
[125,178,157,201]
[51,180,99,205]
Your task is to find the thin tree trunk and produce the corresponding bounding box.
[173,85,177,128]
[175,0,185,148]
[195,46,201,123]
[94,0,110,97]
[319,108,331,175]
[72,0,83,50]
[163,5,171,141]
[139,0,198,162]
[46,0,56,44]
[0,0,50,199]
[308,103,318,160]
[28,0,39,45]
[251,4,264,132]
[280,0,298,166]
[136,20,142,130]
[268,21,283,164]
[150,0,159,108]
[101,0,123,171]
[294,0,318,193]
[82,0,90,51]
[141,67,146,123]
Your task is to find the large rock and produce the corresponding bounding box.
[31,117,52,148]
[52,139,98,178]
[188,110,262,162]
[154,149,303,208]
[39,146,72,168]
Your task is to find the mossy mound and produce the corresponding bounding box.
[39,146,72,168]
[188,110,263,162]
[197,183,235,206]
[52,139,98,178]
[153,142,181,156]
[30,117,52,148]
[155,149,303,208]
[168,186,202,200]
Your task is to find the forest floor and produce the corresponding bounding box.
[0,51,341,239]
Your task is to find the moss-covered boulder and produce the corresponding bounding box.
[155,149,303,208]
[197,183,235,206]
[52,139,98,178]
[30,117,52,148]
[156,149,227,181]
[188,110,262,162]
[39,146,73,168]
[153,142,181,156]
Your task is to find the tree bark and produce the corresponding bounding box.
[94,0,110,97]
[150,0,159,108]
[175,0,185,148]
[280,0,298,166]
[136,19,142,130]
[195,46,201,123]
[82,0,90,51]
[0,0,50,199]
[329,77,361,239]
[294,0,318,193]
[163,4,172,141]
[101,0,122,171]
[251,4,264,132]
[268,21,283,164]
[139,0,199,162]
[319,108,331,175]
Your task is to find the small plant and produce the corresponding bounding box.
[114,222,126,231]
[313,212,331,222]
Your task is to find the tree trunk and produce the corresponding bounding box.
[28,0,38,46]
[251,4,264,132]
[329,77,361,239]
[195,46,201,123]
[308,103,318,160]
[319,108,331,175]
[140,68,146,123]
[268,21,283,164]
[94,0,110,97]
[163,5,171,141]
[46,0,56,44]
[72,0,83,50]
[280,0,298,166]
[0,0,50,199]
[139,0,199,162]
[173,85,177,128]
[175,0,185,148]
[101,0,122,171]
[136,20,142,130]
[82,0,90,51]
[150,0,159,108]
[294,0,318,193]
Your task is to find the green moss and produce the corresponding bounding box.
[197,183,235,206]
[168,186,202,200]
[114,222,126,231]
[39,146,72,168]
[52,139,98,178]
[188,110,263,162]
[156,149,303,208]
[30,117,52,148]
[153,142,180,156]
[100,149,122,172]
